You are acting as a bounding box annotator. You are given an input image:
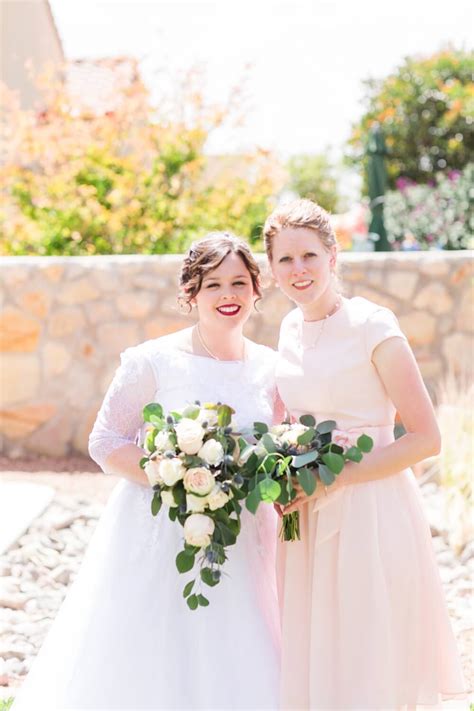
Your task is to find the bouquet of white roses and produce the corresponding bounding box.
[242,415,374,541]
[140,400,247,610]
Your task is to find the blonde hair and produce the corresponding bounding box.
[263,198,338,262]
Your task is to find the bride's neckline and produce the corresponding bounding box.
[171,340,254,364]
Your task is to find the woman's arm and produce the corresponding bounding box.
[284,337,440,512]
[339,336,440,486]
[88,347,157,488]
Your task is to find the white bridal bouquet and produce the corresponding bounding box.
[140,401,247,610]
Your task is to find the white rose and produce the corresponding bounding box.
[154,430,175,453]
[159,457,185,486]
[207,484,233,511]
[161,489,177,507]
[183,466,215,496]
[198,439,224,467]
[270,424,290,437]
[280,424,308,446]
[186,493,208,513]
[175,418,205,454]
[183,514,215,547]
[144,459,164,487]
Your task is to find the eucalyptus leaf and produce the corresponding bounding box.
[292,450,318,468]
[357,434,374,453]
[176,550,195,573]
[201,567,219,587]
[183,580,194,598]
[181,404,201,420]
[321,452,345,474]
[258,478,281,502]
[198,594,210,607]
[296,467,317,496]
[299,414,316,427]
[246,486,261,514]
[254,422,269,435]
[261,433,277,453]
[345,446,363,462]
[217,405,233,428]
[316,419,337,435]
[151,493,162,517]
[297,428,316,446]
[318,464,336,485]
[139,456,148,469]
[143,403,164,422]
[215,522,237,546]
[187,594,198,610]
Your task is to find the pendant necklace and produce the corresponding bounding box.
[302,299,341,351]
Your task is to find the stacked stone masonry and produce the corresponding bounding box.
[0,252,472,458]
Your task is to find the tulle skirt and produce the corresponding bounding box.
[12,479,280,711]
[277,427,467,710]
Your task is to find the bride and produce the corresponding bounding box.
[12,233,281,710]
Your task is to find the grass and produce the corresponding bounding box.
[0,699,14,710]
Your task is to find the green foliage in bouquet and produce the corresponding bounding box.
[243,416,373,541]
[141,400,249,609]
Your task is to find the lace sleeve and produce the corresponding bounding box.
[88,347,157,472]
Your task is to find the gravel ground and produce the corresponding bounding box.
[0,461,472,703]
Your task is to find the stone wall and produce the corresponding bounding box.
[1,252,472,458]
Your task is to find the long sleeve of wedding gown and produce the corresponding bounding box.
[88,346,157,472]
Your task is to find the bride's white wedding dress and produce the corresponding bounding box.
[12,336,281,711]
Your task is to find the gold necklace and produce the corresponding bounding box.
[303,299,341,351]
[195,324,246,361]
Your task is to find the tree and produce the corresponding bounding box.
[348,48,474,189]
[0,61,282,255]
[286,153,341,213]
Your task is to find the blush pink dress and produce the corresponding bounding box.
[275,296,466,710]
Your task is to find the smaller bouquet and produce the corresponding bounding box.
[243,415,373,541]
[140,401,247,610]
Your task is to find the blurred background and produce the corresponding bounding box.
[0,0,473,703]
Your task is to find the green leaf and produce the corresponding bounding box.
[143,403,164,422]
[296,467,317,496]
[258,478,281,502]
[169,507,178,522]
[176,550,195,573]
[183,580,194,597]
[318,464,336,485]
[139,456,149,469]
[292,450,318,468]
[261,433,277,453]
[299,414,316,427]
[182,404,200,420]
[187,594,199,610]
[151,493,162,516]
[297,428,316,446]
[217,404,233,427]
[170,411,182,421]
[321,451,345,474]
[215,522,237,546]
[276,486,290,505]
[246,486,261,514]
[316,420,337,435]
[201,567,219,586]
[145,431,156,454]
[260,453,279,474]
[198,594,210,607]
[254,422,269,435]
[345,446,363,462]
[357,434,374,453]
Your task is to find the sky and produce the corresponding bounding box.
[50,0,472,161]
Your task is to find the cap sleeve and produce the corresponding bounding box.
[365,307,407,358]
[88,346,157,471]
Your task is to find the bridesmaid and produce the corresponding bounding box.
[264,199,466,710]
